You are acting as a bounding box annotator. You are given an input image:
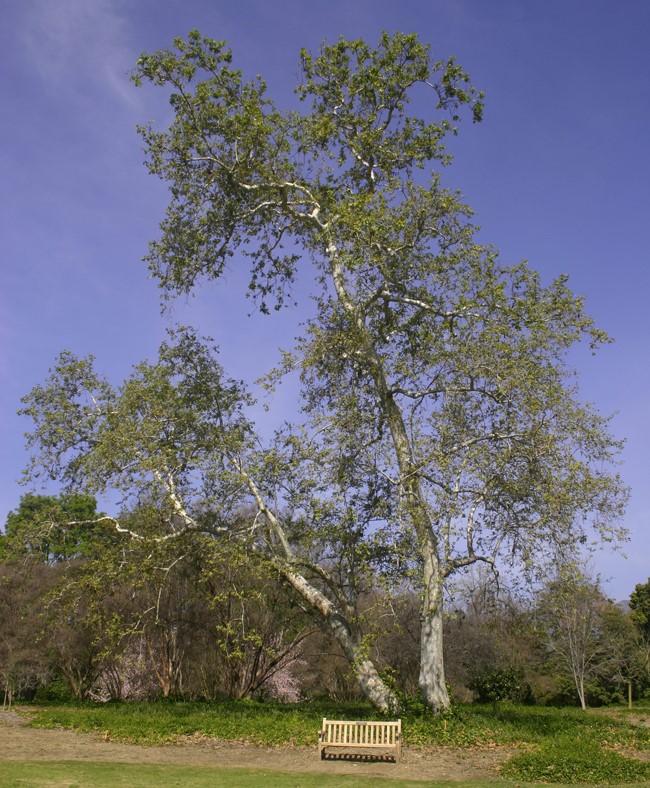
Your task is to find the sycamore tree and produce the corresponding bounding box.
[21,32,628,713]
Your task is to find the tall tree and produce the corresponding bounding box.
[18,33,628,714]
[122,31,627,711]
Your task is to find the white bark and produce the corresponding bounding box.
[419,551,450,712]
[278,564,399,713]
[326,249,451,712]
[239,463,400,712]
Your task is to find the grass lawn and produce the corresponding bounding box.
[15,700,650,785]
[0,760,430,787]
[0,760,504,788]
[3,760,644,788]
[2,760,650,788]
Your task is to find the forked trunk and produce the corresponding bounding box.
[327,243,451,715]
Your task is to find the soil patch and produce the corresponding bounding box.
[0,709,511,782]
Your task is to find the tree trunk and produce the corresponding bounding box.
[357,333,450,712]
[354,655,399,713]
[327,246,451,714]
[577,674,586,710]
[242,469,400,713]
[3,684,12,711]
[279,565,400,713]
[330,613,400,714]
[419,565,450,712]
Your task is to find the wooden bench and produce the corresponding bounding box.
[318,718,402,762]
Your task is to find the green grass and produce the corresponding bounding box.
[502,738,650,784]
[0,760,442,787]
[26,699,363,746]
[5,760,643,788]
[27,698,650,748]
[20,700,650,785]
[1,761,649,788]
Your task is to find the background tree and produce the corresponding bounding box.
[37,565,127,701]
[3,493,106,563]
[1,494,129,702]
[535,566,611,710]
[597,603,647,708]
[1,491,323,703]
[123,30,628,712]
[0,564,51,707]
[194,542,314,701]
[125,532,315,702]
[629,578,650,641]
[441,569,541,704]
[629,577,650,689]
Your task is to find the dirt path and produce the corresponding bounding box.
[0,709,511,782]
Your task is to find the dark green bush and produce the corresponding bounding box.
[468,667,523,703]
[33,675,74,703]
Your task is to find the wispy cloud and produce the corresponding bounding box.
[20,0,135,105]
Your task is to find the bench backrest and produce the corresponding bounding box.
[321,719,401,746]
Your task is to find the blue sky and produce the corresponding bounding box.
[1,0,648,600]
